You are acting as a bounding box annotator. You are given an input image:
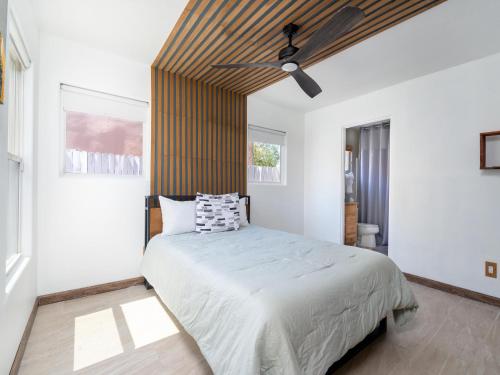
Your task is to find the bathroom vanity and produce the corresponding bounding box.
[344,202,358,246]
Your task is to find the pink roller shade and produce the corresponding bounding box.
[66,111,142,156]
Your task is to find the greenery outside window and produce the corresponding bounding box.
[247,125,286,184]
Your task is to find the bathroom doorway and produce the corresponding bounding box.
[343,120,390,255]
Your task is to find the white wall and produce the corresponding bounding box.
[36,34,151,295]
[305,53,500,298]
[247,96,304,234]
[0,0,39,372]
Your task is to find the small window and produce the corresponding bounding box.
[61,85,147,176]
[247,125,286,184]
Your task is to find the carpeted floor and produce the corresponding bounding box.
[19,282,500,374]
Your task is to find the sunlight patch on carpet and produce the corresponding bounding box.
[121,296,179,348]
[73,308,123,370]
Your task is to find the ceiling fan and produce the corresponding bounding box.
[212,6,365,98]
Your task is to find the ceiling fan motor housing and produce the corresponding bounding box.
[279,45,299,60]
[279,23,300,60]
[283,23,300,36]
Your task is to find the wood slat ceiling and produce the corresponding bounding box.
[153,0,446,95]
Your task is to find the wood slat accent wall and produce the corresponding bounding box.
[152,0,446,95]
[150,0,446,195]
[151,68,247,195]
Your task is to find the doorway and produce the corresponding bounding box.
[343,120,390,255]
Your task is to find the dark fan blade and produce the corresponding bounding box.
[292,6,364,63]
[212,62,280,69]
[290,67,322,98]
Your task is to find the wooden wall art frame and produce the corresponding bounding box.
[0,33,5,104]
[480,131,500,169]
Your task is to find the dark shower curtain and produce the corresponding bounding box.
[358,123,390,246]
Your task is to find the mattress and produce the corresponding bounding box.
[141,225,418,375]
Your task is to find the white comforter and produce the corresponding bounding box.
[141,225,417,375]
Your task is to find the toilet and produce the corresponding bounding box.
[357,223,379,249]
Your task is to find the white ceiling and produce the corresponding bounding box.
[251,0,500,112]
[32,0,500,112]
[32,0,189,64]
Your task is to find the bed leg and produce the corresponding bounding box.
[379,317,387,333]
[144,279,153,290]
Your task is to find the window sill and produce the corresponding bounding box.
[6,253,22,275]
[248,182,287,187]
[61,172,144,179]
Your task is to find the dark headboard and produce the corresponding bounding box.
[144,195,251,249]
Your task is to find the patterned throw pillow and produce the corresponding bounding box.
[196,193,240,233]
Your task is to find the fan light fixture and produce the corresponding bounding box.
[281,62,298,72]
[212,6,365,98]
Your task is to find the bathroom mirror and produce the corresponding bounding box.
[480,131,500,169]
[345,145,353,172]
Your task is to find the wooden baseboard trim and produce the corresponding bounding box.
[10,277,145,374]
[404,273,500,307]
[38,276,145,306]
[9,297,39,375]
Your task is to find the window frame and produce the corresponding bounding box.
[5,8,31,276]
[247,124,287,186]
[6,153,23,274]
[59,84,148,178]
[7,47,24,156]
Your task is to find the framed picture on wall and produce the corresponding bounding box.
[0,33,5,104]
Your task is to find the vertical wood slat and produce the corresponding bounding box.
[161,70,167,194]
[178,74,183,196]
[199,80,203,193]
[217,87,221,194]
[158,70,164,194]
[201,80,205,193]
[172,74,177,195]
[211,85,216,194]
[168,71,174,194]
[197,80,202,194]
[151,68,157,194]
[232,91,236,193]
[234,92,238,193]
[179,74,184,196]
[185,76,190,195]
[184,75,189,195]
[207,84,211,194]
[243,95,247,191]
[190,78,195,195]
[224,88,228,194]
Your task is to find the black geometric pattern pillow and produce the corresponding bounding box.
[195,192,240,233]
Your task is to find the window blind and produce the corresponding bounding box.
[248,124,286,146]
[60,84,148,123]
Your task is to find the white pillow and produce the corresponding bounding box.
[239,198,249,226]
[159,196,196,235]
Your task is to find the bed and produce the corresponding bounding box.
[141,195,418,375]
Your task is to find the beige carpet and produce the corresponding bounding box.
[19,282,500,374]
